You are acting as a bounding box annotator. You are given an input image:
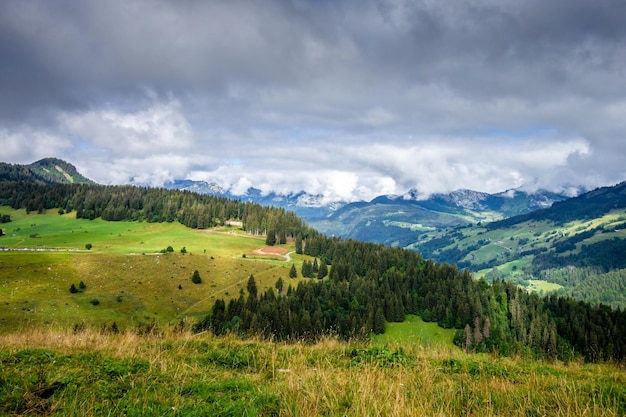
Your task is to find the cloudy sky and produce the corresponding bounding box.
[2,0,626,202]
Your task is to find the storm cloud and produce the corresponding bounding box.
[2,0,626,201]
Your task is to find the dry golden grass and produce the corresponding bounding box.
[1,327,624,416]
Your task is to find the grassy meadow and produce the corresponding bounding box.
[0,208,306,332]
[371,315,456,348]
[1,329,625,416]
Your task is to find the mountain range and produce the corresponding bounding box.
[2,157,626,309]
[161,178,572,246]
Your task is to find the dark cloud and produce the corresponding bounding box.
[1,0,626,200]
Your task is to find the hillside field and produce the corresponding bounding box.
[0,208,307,332]
[411,209,626,308]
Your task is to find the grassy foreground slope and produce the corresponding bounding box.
[0,208,305,332]
[1,329,625,417]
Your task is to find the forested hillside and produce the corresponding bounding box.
[197,230,626,363]
[411,181,626,309]
[0,158,94,185]
[0,182,308,239]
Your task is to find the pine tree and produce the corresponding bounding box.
[317,261,328,279]
[373,307,386,334]
[275,277,285,294]
[265,229,276,246]
[464,323,473,352]
[192,270,202,284]
[295,233,303,254]
[289,264,298,279]
[69,283,78,294]
[247,275,258,298]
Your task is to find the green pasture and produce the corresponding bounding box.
[528,279,563,294]
[371,315,456,348]
[0,208,268,255]
[0,208,307,333]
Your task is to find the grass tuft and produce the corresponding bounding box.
[4,328,623,416]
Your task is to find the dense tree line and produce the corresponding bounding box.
[0,182,309,237]
[543,267,626,309]
[532,237,626,273]
[196,230,626,363]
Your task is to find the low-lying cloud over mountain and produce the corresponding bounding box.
[2,0,626,201]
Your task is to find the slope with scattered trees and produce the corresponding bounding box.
[196,230,626,363]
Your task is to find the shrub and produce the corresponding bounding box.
[192,270,202,284]
[90,299,100,306]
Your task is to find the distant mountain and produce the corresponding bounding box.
[162,179,227,195]
[162,179,345,219]
[410,181,626,308]
[486,181,626,229]
[307,188,570,246]
[0,158,94,184]
[162,178,572,247]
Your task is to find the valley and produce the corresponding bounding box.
[1,160,626,416]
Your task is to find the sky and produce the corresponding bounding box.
[2,0,626,203]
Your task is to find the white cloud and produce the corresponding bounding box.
[59,101,193,157]
[0,128,71,163]
[2,0,626,202]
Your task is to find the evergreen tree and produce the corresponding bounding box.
[247,275,258,298]
[70,283,78,294]
[373,307,386,334]
[302,260,312,278]
[289,264,298,279]
[295,233,303,254]
[317,261,328,279]
[192,270,202,284]
[266,229,276,246]
[275,277,284,294]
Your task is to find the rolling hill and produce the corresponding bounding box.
[411,181,626,308]
[307,188,569,246]
[0,158,95,185]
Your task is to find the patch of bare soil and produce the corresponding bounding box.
[252,246,289,256]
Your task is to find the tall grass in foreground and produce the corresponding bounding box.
[1,328,624,416]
